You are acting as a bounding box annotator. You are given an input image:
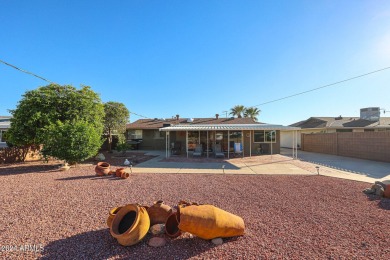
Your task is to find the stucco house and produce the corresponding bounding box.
[281,107,390,148]
[126,115,299,158]
[0,116,11,148]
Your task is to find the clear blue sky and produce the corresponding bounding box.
[1,0,390,125]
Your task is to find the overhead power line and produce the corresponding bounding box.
[252,66,390,107]
[0,59,55,84]
[0,58,149,119]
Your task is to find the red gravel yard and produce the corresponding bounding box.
[0,160,389,259]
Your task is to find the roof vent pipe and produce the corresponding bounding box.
[216,114,219,119]
[176,114,179,120]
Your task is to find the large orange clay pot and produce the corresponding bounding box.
[106,206,123,228]
[110,204,150,246]
[121,172,130,179]
[116,168,125,177]
[95,162,110,176]
[177,204,245,240]
[384,184,390,198]
[147,200,172,226]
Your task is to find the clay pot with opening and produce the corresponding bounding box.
[121,172,130,179]
[116,168,125,177]
[166,203,245,240]
[165,212,182,238]
[95,162,110,176]
[147,200,172,226]
[384,184,390,198]
[107,206,123,228]
[110,204,150,246]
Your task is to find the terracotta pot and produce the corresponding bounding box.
[147,200,172,226]
[95,162,110,176]
[121,172,130,179]
[116,168,125,177]
[110,204,150,246]
[177,204,245,240]
[165,212,182,238]
[384,184,390,198]
[107,206,123,228]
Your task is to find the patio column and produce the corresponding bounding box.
[186,131,188,158]
[207,131,209,158]
[242,130,244,157]
[227,130,230,159]
[249,130,252,157]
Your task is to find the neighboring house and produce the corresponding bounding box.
[0,116,11,148]
[281,107,390,148]
[126,114,299,158]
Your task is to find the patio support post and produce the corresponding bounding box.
[228,130,230,159]
[242,130,244,157]
[292,130,297,159]
[249,130,252,157]
[296,130,298,159]
[271,130,273,162]
[186,130,188,158]
[207,131,209,158]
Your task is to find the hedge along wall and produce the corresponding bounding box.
[301,132,390,163]
[0,145,41,164]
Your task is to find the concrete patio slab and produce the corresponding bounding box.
[130,149,390,184]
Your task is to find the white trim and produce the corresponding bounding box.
[160,124,300,131]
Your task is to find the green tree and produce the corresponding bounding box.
[41,121,103,164]
[244,107,261,121]
[7,84,105,163]
[230,105,246,118]
[103,101,130,152]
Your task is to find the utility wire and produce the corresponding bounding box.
[0,59,55,84]
[252,66,390,107]
[0,58,149,119]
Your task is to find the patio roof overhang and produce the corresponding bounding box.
[159,124,301,131]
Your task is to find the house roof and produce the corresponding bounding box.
[290,116,390,129]
[0,116,11,129]
[160,124,300,131]
[127,117,262,130]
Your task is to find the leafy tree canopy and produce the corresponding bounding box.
[7,84,105,163]
[103,101,130,151]
[8,84,104,146]
[41,120,103,164]
[229,105,261,121]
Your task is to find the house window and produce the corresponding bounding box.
[128,130,142,139]
[253,130,276,143]
[254,131,265,142]
[336,129,352,132]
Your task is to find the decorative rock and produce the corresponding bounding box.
[95,153,105,161]
[211,238,223,245]
[374,184,384,197]
[148,237,166,247]
[363,188,375,194]
[60,164,70,171]
[374,181,387,190]
[149,224,165,235]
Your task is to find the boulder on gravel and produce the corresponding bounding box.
[148,237,166,247]
[211,238,223,245]
[149,224,165,235]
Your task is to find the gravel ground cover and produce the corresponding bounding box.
[0,155,389,259]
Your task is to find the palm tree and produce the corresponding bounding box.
[244,107,261,121]
[230,105,246,118]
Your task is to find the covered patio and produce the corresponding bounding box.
[160,124,300,159]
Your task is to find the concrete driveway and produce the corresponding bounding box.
[130,149,390,183]
[281,148,390,183]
